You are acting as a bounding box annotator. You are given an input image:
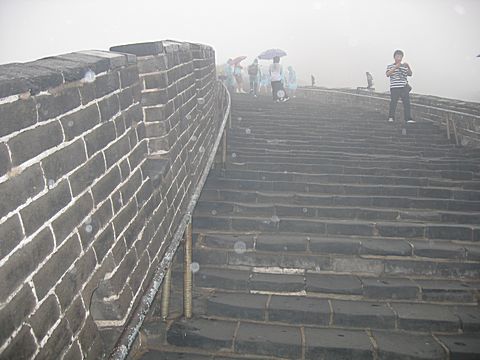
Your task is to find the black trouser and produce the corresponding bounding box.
[389,86,412,121]
[271,80,287,101]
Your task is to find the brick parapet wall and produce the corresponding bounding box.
[0,39,217,359]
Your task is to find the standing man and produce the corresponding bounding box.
[386,50,415,123]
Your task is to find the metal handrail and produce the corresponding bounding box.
[109,81,231,360]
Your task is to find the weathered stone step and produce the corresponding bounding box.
[191,266,479,303]
[193,213,480,242]
[228,143,474,164]
[225,152,480,173]
[212,168,480,190]
[229,131,451,146]
[163,316,480,359]
[197,232,480,262]
[228,138,458,158]
[201,188,480,213]
[227,161,478,181]
[204,178,480,202]
[190,241,480,279]
[227,146,478,165]
[229,132,453,149]
[195,200,480,225]
[201,291,480,332]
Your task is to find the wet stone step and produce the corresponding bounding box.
[206,188,480,212]
[372,331,447,360]
[234,322,302,359]
[304,327,374,360]
[267,296,331,325]
[193,214,480,242]
[166,318,236,352]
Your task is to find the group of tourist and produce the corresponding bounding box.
[221,49,415,123]
[223,57,297,103]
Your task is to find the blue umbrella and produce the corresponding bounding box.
[258,49,287,60]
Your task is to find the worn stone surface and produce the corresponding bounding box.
[235,322,302,358]
[373,331,446,360]
[305,327,374,360]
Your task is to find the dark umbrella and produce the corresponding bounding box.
[258,49,287,60]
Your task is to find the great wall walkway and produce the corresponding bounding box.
[134,93,480,360]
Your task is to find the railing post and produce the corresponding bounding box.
[222,129,227,166]
[446,113,451,140]
[450,113,459,146]
[160,267,172,321]
[183,222,193,319]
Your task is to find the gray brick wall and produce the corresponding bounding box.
[0,39,217,359]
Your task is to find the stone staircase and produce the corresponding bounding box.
[135,94,480,360]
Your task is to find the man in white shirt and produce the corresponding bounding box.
[269,56,289,102]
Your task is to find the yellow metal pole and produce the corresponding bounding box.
[183,222,193,319]
[160,267,172,321]
[222,129,227,166]
[446,113,451,140]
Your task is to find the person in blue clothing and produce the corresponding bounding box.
[224,59,236,94]
[247,59,260,97]
[287,66,297,98]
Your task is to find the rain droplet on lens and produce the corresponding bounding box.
[197,97,205,105]
[190,262,200,273]
[245,128,251,135]
[237,117,242,121]
[192,135,197,141]
[85,216,92,224]
[277,90,285,98]
[85,224,93,233]
[232,153,237,158]
[47,179,55,189]
[234,241,247,254]
[199,146,205,153]
[270,215,280,223]
[303,208,308,213]
[211,210,217,215]
[186,114,192,120]
[67,120,74,127]
[83,69,96,83]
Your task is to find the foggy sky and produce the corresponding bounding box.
[1,0,479,101]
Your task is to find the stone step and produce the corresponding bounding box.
[197,233,480,263]
[201,291,480,332]
[192,214,480,242]
[162,316,480,359]
[195,200,480,225]
[190,266,479,303]
[190,240,480,279]
[226,161,478,181]
[211,168,480,190]
[204,178,480,201]
[225,152,480,173]
[228,133,456,150]
[200,188,480,213]
[228,139,460,159]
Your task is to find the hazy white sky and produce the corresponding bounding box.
[1,0,479,101]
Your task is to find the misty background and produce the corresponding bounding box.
[1,0,479,101]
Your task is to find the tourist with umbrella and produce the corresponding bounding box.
[232,56,246,93]
[259,49,289,102]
